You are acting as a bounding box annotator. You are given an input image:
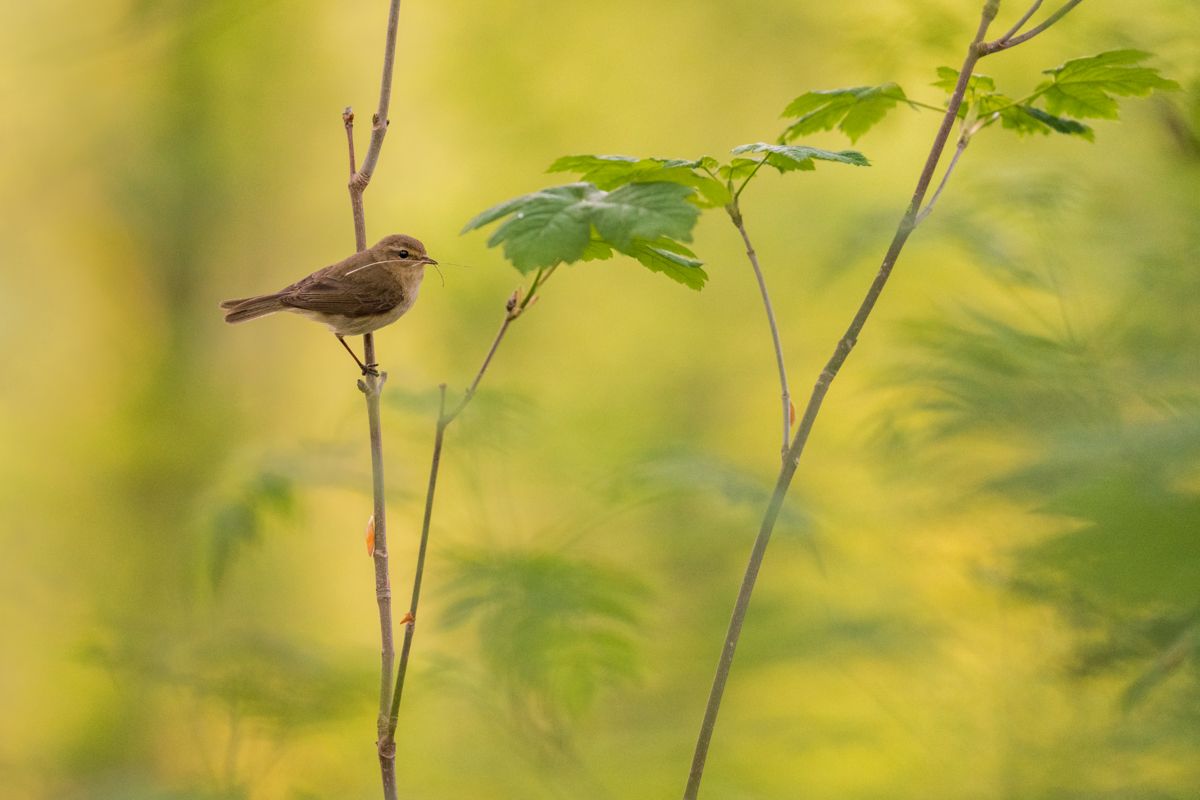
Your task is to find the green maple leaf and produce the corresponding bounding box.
[1036,49,1179,120]
[780,84,908,143]
[547,154,730,207]
[462,181,707,289]
[729,142,870,175]
[933,66,1095,140]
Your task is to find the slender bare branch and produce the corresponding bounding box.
[386,385,446,743]
[981,0,1084,55]
[360,0,404,181]
[344,108,396,800]
[344,108,368,253]
[682,3,1001,797]
[1000,0,1045,42]
[726,203,791,460]
[340,2,403,798]
[444,265,553,423]
[915,134,970,225]
[384,277,550,744]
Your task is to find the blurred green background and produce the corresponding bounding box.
[2,1,1198,798]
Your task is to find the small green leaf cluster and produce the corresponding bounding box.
[462,50,1174,290]
[464,142,869,289]
[931,50,1179,141]
[777,50,1177,146]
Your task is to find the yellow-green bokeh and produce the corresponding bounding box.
[1,1,1198,798]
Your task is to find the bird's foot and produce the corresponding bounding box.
[361,363,381,378]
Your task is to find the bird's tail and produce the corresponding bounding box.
[221,293,286,324]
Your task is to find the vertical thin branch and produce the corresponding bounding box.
[344,108,367,253]
[726,202,791,460]
[386,385,447,739]
[360,0,404,182]
[682,3,1001,797]
[340,2,403,798]
[384,277,548,744]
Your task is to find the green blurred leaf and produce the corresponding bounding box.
[730,142,871,175]
[621,450,814,538]
[81,627,370,731]
[898,311,1120,438]
[444,550,646,727]
[1036,49,1180,120]
[209,471,295,588]
[780,84,908,143]
[462,182,704,286]
[1121,621,1198,712]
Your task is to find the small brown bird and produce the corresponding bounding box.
[221,234,436,375]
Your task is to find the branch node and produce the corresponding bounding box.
[343,106,354,125]
[377,738,397,760]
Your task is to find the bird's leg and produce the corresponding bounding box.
[336,334,379,377]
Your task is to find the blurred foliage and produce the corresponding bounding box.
[441,549,647,755]
[883,76,1200,743]
[1,1,1198,798]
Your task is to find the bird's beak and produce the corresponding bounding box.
[423,256,439,266]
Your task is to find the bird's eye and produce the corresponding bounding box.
[398,249,410,259]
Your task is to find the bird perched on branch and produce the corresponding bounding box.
[221,234,437,376]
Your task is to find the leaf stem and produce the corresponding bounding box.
[682,3,1000,796]
[726,202,791,460]
[882,92,948,113]
[733,159,768,201]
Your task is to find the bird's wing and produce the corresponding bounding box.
[279,272,405,317]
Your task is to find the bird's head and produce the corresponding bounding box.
[375,234,437,270]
